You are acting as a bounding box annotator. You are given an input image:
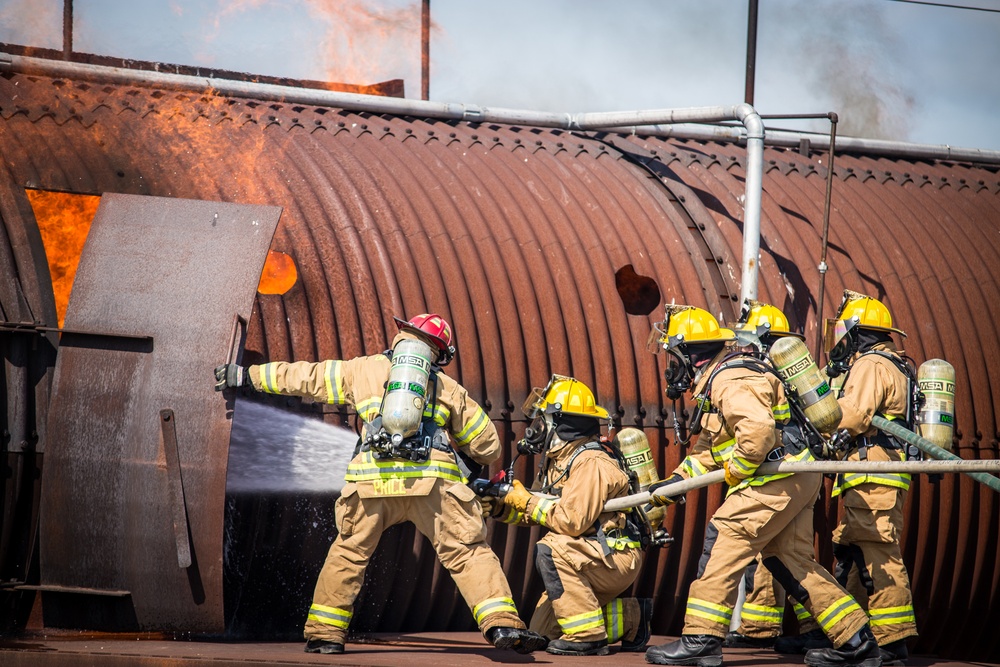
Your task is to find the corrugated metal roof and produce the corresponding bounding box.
[1,70,999,660]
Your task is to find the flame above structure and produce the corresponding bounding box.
[0,60,999,660]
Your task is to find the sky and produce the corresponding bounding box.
[1,0,999,151]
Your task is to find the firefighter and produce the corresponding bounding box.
[818,290,918,665]
[214,313,547,655]
[723,302,824,650]
[642,305,879,667]
[489,375,653,656]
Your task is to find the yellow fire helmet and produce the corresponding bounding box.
[522,374,610,420]
[648,304,736,353]
[733,300,805,347]
[824,289,906,354]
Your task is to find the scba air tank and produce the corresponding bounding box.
[916,358,956,451]
[381,338,434,444]
[768,336,842,434]
[613,427,665,527]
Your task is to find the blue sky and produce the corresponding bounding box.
[2,0,999,151]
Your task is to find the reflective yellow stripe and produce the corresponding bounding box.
[325,360,345,404]
[772,402,790,421]
[604,599,625,642]
[473,597,518,624]
[686,597,732,627]
[728,454,758,478]
[558,609,605,635]
[711,438,736,466]
[730,447,814,494]
[869,605,915,626]
[531,496,556,525]
[259,362,281,393]
[455,406,489,445]
[345,451,464,483]
[606,534,642,551]
[423,403,450,427]
[741,602,783,625]
[833,472,911,496]
[356,396,381,423]
[794,602,812,621]
[816,595,864,633]
[498,506,524,524]
[307,603,351,629]
[680,455,709,478]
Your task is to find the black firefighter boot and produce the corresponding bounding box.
[879,638,909,666]
[804,625,881,667]
[645,635,724,666]
[487,626,549,654]
[621,598,655,652]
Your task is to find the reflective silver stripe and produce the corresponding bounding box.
[455,406,489,445]
[558,609,604,635]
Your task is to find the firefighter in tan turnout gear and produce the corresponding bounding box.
[721,302,824,650]
[214,313,546,656]
[487,375,653,656]
[643,305,880,667]
[821,291,919,665]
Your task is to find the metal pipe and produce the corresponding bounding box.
[872,415,1000,493]
[744,0,758,105]
[606,458,1000,511]
[815,113,838,358]
[0,51,768,305]
[62,0,72,60]
[612,121,1000,166]
[421,0,430,101]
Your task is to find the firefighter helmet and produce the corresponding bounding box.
[823,290,905,356]
[733,300,804,350]
[394,313,456,365]
[649,305,735,353]
[522,374,610,420]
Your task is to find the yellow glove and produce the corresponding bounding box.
[723,460,742,487]
[648,473,685,507]
[502,479,533,514]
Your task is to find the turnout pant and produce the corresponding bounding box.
[529,532,644,644]
[683,473,869,647]
[304,480,524,643]
[832,481,917,645]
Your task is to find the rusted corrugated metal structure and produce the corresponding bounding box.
[0,60,998,661]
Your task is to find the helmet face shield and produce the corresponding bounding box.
[522,386,546,418]
[823,318,852,356]
[647,321,668,355]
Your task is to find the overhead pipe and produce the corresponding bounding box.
[617,121,1000,166]
[0,51,767,305]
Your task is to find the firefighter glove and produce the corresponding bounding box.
[479,495,499,520]
[648,473,685,507]
[502,479,533,514]
[723,460,744,487]
[214,363,250,391]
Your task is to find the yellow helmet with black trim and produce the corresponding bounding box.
[649,305,736,353]
[733,300,804,349]
[523,374,610,420]
[836,290,905,336]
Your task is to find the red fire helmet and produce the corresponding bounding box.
[393,313,456,365]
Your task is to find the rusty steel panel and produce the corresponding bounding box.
[0,71,999,660]
[38,194,281,632]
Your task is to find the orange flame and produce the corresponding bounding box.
[26,189,100,328]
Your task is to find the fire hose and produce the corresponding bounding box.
[605,421,1000,512]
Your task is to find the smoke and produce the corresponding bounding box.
[208,0,425,85]
[0,0,61,50]
[227,398,357,493]
[762,0,918,141]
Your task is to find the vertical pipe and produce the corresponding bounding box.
[421,0,430,101]
[62,0,73,60]
[736,103,764,304]
[745,0,758,105]
[814,113,838,358]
